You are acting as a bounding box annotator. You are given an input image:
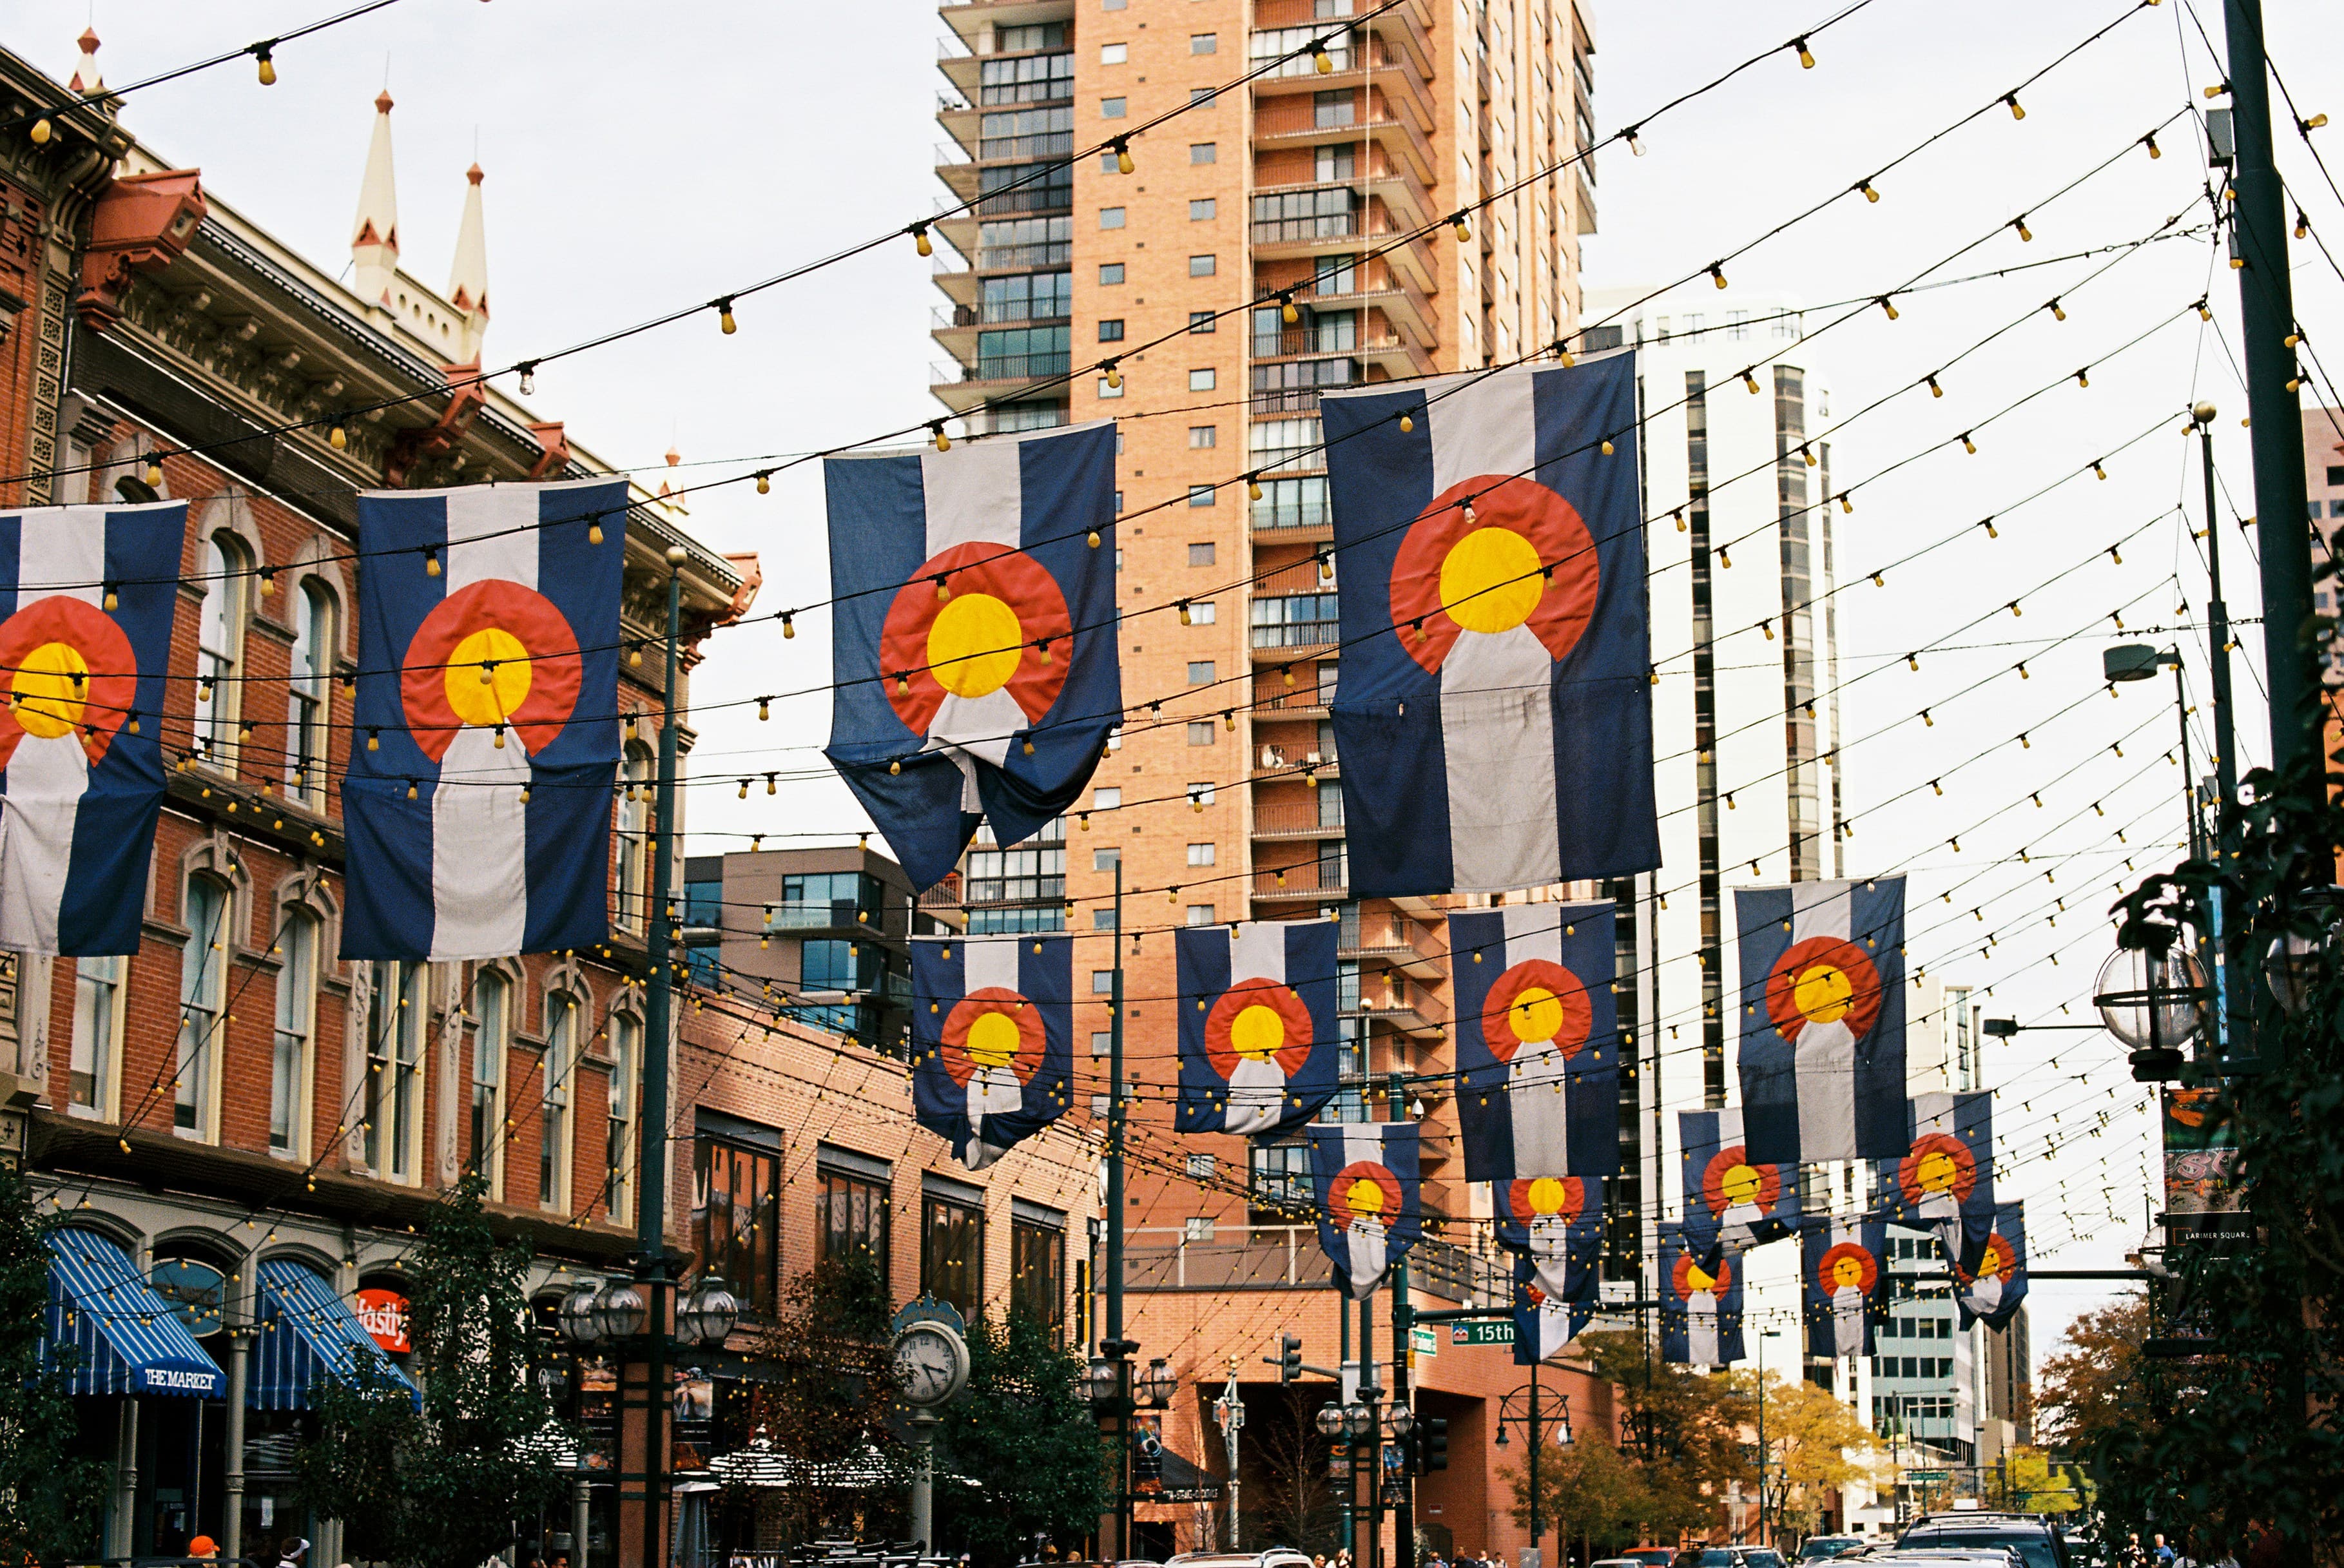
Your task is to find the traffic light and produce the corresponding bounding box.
[1280,1334,1303,1382]
[1419,1417,1449,1473]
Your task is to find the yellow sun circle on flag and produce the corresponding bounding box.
[965,1009,1022,1069]
[1685,1259,1719,1292]
[12,641,90,738]
[1438,527,1544,634]
[1792,962,1854,1023]
[1229,1003,1285,1061]
[928,593,1024,699]
[1344,1177,1388,1216]
[1913,1148,1961,1194]
[1718,1162,1763,1208]
[445,627,533,726]
[1829,1252,1868,1290]
[1526,1176,1571,1215]
[1507,985,1567,1043]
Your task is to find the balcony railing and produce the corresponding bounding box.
[933,352,1071,383]
[1251,212,1360,246]
[1252,676,1336,711]
[1339,914,1420,957]
[1120,1225,1501,1302]
[931,304,1073,330]
[760,900,868,932]
[972,241,1072,270]
[1251,492,1331,532]
[1346,974,1446,1031]
[976,132,1074,160]
[1253,857,1346,898]
[1252,800,1344,837]
[1250,387,1332,414]
[1256,740,1336,772]
[976,183,1072,216]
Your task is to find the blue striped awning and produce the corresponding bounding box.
[250,1258,418,1411]
[44,1228,225,1399]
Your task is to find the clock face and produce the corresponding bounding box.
[892,1323,966,1406]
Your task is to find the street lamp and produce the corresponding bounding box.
[1138,1356,1179,1409]
[1088,1354,1122,1410]
[558,1283,603,1346]
[1384,1404,1415,1438]
[676,1278,741,1347]
[1342,1402,1377,1439]
[1314,1404,1346,1439]
[592,1282,649,1342]
[2094,944,2205,1080]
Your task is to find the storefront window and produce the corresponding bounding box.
[693,1127,780,1317]
[921,1192,985,1321]
[1010,1210,1066,1340]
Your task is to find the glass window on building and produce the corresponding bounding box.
[694,1125,782,1317]
[1010,1208,1067,1340]
[922,1191,987,1321]
[817,1161,893,1293]
[1249,1141,1312,1221]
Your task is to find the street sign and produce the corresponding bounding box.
[1451,1320,1515,1346]
[1409,1324,1439,1358]
[1908,1470,1948,1482]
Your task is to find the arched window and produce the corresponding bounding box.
[193,533,251,762]
[365,961,429,1183]
[539,994,577,1211]
[470,969,510,1198]
[606,1010,638,1221]
[287,583,334,808]
[68,955,124,1121]
[176,877,231,1139]
[271,909,319,1157]
[615,742,653,933]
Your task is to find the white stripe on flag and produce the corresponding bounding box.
[1832,1284,1865,1355]
[0,514,110,953]
[442,487,540,590]
[1498,904,1571,1173]
[1790,879,1854,943]
[1536,1299,1572,1359]
[429,726,528,958]
[1225,923,1292,1136]
[964,934,1021,992]
[1912,1092,1960,1219]
[920,440,1024,556]
[1424,371,1560,891]
[1689,1296,1719,1365]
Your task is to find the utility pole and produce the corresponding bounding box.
[1214,1357,1245,1550]
[2218,0,2316,772]
[2194,402,2248,1063]
[1388,1070,1414,1568]
[1108,858,1130,1558]
[621,543,688,1568]
[1527,1362,1542,1567]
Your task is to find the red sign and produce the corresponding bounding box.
[354,1288,411,1353]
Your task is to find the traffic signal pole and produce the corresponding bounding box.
[1391,1257,1413,1568]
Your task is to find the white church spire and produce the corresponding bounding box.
[448,162,490,362]
[351,91,400,304]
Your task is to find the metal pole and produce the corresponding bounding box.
[1341,1284,1355,1551]
[1756,1335,1768,1547]
[2218,0,2316,771]
[1527,1364,1541,1561]
[910,1409,939,1551]
[1390,1252,1411,1568]
[1109,859,1128,1559]
[1361,1289,1378,1568]
[2175,661,2204,866]
[635,545,686,1568]
[2196,407,2247,1064]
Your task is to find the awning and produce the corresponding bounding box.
[44,1227,225,1399]
[1140,1449,1225,1505]
[249,1257,418,1410]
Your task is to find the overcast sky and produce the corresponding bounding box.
[39,0,2344,1372]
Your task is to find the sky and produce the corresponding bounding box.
[29,0,2344,1380]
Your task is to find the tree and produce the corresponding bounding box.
[1575,1330,1756,1541]
[1721,1370,1883,1536]
[935,1313,1108,1561]
[0,1164,106,1561]
[1245,1388,1344,1557]
[1988,1447,2082,1516]
[1506,1436,1657,1558]
[730,1252,909,1546]
[2034,1297,2149,1455]
[295,1174,570,1568]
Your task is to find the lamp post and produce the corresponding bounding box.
[1755,1330,1781,1545]
[1492,1380,1571,1568]
[2190,400,2247,1065]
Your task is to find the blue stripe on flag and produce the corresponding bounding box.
[1735,877,1908,1164]
[1449,904,1619,1180]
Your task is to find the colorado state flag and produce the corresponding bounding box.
[1953,1201,2028,1331]
[824,423,1119,889]
[1175,919,1341,1137]
[1492,1174,1603,1305]
[911,932,1073,1170]
[1319,358,1657,896]
[343,479,628,960]
[1801,1214,1889,1360]
[1451,902,1619,1181]
[1511,1255,1593,1365]
[1307,1122,1420,1299]
[1879,1090,1995,1255]
[0,500,184,954]
[1659,1220,1741,1367]
[1735,877,1908,1164]
[1680,1108,1801,1250]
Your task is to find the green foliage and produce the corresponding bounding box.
[936,1314,1107,1560]
[1558,1331,1758,1542]
[293,1174,568,1568]
[0,1165,106,1561]
[733,1252,910,1546]
[1504,1436,1658,1557]
[2082,750,2344,1556]
[1718,1368,1883,1536]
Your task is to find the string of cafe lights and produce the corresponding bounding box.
[1,0,1890,510]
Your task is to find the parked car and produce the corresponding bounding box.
[1801,1540,1867,1563]
[1593,1558,1654,1568]
[1899,1513,2070,1568]
[1618,1550,1678,1568]
[1165,1553,1310,1568]
[1743,1550,1789,1568]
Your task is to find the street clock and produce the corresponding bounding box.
[891,1318,970,1408]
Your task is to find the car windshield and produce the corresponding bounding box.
[1904,1533,2055,1568]
[1747,1554,1787,1568]
[1802,1545,1859,1561]
[1700,1553,1738,1567]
